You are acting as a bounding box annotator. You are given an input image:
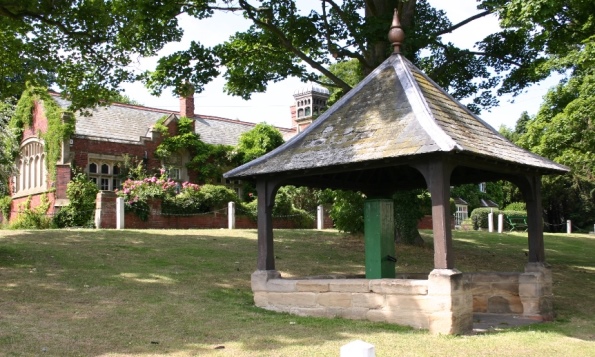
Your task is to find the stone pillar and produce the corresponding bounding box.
[116,197,125,229]
[228,201,236,229]
[519,263,554,321]
[317,205,324,230]
[427,269,473,334]
[498,214,504,233]
[94,191,118,229]
[567,220,571,234]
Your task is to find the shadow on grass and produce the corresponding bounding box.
[0,228,593,356]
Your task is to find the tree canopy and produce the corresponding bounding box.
[234,123,285,164]
[1,0,586,113]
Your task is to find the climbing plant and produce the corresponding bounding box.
[154,116,234,183]
[10,84,75,182]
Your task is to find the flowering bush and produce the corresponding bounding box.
[117,174,180,220]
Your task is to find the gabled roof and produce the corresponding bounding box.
[51,94,294,145]
[225,54,568,180]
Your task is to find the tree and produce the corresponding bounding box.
[0,1,574,113]
[494,0,595,231]
[234,123,285,164]
[0,100,18,196]
[517,74,595,230]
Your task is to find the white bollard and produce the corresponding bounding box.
[488,210,494,233]
[317,205,324,230]
[116,197,125,229]
[340,340,375,357]
[567,220,571,234]
[228,202,236,229]
[498,213,504,233]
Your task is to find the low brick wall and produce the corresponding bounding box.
[94,192,319,229]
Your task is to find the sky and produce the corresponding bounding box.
[121,0,562,131]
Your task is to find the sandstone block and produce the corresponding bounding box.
[290,307,332,318]
[352,293,385,309]
[428,269,465,295]
[492,282,520,295]
[266,279,297,292]
[369,279,428,295]
[253,292,268,307]
[429,311,472,335]
[317,292,353,308]
[267,292,317,307]
[328,279,370,293]
[473,296,488,313]
[251,270,281,291]
[385,295,433,312]
[296,280,330,292]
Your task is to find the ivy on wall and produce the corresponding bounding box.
[154,116,234,183]
[10,84,75,182]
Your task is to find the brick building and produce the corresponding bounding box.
[9,92,297,219]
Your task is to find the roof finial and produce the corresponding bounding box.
[388,9,405,54]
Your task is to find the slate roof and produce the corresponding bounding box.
[51,94,294,145]
[225,54,568,179]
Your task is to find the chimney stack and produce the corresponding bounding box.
[179,94,195,118]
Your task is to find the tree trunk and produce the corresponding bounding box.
[395,224,425,246]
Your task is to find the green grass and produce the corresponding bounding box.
[0,229,594,356]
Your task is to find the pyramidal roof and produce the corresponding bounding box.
[225,53,568,180]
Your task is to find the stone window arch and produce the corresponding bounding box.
[14,138,46,196]
[297,108,304,118]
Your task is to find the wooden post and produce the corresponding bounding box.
[512,174,545,263]
[256,179,280,270]
[415,159,454,269]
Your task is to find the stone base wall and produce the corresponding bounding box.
[251,269,473,335]
[251,264,553,335]
[465,272,523,314]
[465,264,553,321]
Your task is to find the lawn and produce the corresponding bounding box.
[0,228,593,356]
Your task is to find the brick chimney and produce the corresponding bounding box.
[179,94,195,118]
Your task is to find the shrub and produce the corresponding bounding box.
[504,202,526,211]
[470,208,501,230]
[236,191,314,228]
[117,174,178,220]
[10,195,52,229]
[329,190,365,234]
[53,171,98,228]
[470,208,528,230]
[0,195,11,221]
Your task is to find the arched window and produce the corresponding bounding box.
[89,163,97,173]
[101,164,109,174]
[14,139,46,196]
[297,108,304,118]
[305,107,311,116]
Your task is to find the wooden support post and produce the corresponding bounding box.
[511,174,545,263]
[256,179,280,270]
[415,159,454,269]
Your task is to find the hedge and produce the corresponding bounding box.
[470,208,527,230]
